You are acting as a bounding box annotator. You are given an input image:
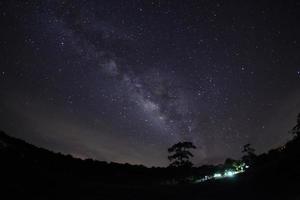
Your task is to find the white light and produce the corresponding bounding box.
[213,173,222,178]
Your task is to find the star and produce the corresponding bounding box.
[0,0,299,167]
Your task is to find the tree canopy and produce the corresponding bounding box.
[168,142,196,168]
[291,113,300,137]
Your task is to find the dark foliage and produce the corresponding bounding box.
[242,143,257,166]
[290,113,300,137]
[167,142,196,168]
[1,113,300,199]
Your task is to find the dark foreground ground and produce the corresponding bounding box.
[2,174,299,200]
[1,131,300,200]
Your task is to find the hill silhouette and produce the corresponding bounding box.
[1,130,300,199]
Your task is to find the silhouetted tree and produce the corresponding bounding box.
[224,158,236,167]
[168,142,196,168]
[242,143,255,155]
[223,158,242,171]
[290,113,300,138]
[242,143,256,166]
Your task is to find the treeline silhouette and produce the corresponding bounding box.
[0,113,300,199]
[0,130,215,184]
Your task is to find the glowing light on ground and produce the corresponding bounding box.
[195,162,249,183]
[213,173,222,178]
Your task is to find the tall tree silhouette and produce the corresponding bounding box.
[290,113,300,138]
[242,143,255,155]
[242,143,256,166]
[168,142,196,168]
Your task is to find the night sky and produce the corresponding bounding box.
[0,0,299,167]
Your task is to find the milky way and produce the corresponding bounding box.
[0,0,299,166]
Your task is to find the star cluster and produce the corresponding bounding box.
[0,0,299,166]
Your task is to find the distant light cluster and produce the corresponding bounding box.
[195,163,249,183]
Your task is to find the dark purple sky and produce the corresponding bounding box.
[0,0,299,167]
